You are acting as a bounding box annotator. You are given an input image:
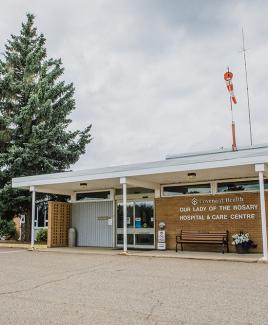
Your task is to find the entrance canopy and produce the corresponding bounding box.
[12,144,268,195]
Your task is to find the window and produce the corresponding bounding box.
[135,201,154,228]
[115,187,154,195]
[162,183,211,196]
[34,202,48,228]
[117,202,134,228]
[76,191,111,201]
[135,234,154,245]
[217,180,268,193]
[117,234,134,245]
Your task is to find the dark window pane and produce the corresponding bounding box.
[115,187,154,195]
[76,191,111,201]
[117,202,134,228]
[117,234,134,245]
[163,184,211,196]
[135,234,154,246]
[37,206,45,228]
[135,201,154,228]
[217,180,268,192]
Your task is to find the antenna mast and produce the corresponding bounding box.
[242,28,253,146]
[224,68,238,151]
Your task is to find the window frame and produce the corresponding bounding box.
[161,178,268,197]
[34,203,48,229]
[216,178,268,194]
[161,182,212,197]
[74,189,114,203]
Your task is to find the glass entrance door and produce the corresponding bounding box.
[116,200,155,248]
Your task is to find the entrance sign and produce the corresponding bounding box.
[178,195,258,222]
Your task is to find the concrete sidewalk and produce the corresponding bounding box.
[36,246,264,263]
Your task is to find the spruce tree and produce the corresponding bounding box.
[0,14,92,219]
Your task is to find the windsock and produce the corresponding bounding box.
[224,71,237,104]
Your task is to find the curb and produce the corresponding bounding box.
[0,243,47,250]
[126,252,259,263]
[36,248,119,257]
[0,243,30,249]
[33,248,263,264]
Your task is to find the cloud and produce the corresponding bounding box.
[0,0,267,170]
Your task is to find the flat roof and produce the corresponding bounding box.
[166,143,268,159]
[12,144,268,188]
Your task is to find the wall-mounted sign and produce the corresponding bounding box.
[97,216,110,221]
[178,195,258,222]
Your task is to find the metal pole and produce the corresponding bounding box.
[230,96,237,151]
[30,186,36,248]
[242,28,253,146]
[123,181,127,253]
[258,171,268,260]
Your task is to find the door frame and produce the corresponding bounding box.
[116,199,155,249]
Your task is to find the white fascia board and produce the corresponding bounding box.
[35,186,73,196]
[12,154,268,189]
[126,177,160,189]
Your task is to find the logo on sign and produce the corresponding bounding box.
[191,197,198,206]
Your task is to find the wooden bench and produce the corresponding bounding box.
[176,230,229,254]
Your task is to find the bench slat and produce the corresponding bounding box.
[178,240,225,244]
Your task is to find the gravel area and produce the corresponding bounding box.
[0,248,267,325]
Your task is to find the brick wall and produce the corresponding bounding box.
[155,192,268,253]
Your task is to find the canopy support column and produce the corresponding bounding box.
[120,177,128,253]
[30,186,36,249]
[256,164,268,260]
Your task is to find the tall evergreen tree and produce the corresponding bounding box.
[0,13,92,219]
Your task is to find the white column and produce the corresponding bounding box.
[120,177,128,253]
[256,164,268,260]
[154,187,161,199]
[30,186,36,249]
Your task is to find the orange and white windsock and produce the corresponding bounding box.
[224,71,237,104]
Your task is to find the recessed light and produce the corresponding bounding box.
[80,182,87,189]
[187,172,196,179]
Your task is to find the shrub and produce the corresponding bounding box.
[0,218,16,238]
[36,228,48,243]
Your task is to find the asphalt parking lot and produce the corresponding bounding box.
[0,248,267,325]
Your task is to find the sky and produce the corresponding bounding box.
[0,0,268,170]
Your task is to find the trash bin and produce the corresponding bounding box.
[68,228,76,247]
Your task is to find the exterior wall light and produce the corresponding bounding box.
[187,172,196,179]
[80,182,87,189]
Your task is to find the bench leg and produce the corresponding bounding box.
[222,242,225,254]
[176,243,178,252]
[181,243,183,251]
[227,243,229,253]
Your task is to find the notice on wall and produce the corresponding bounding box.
[178,195,258,222]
